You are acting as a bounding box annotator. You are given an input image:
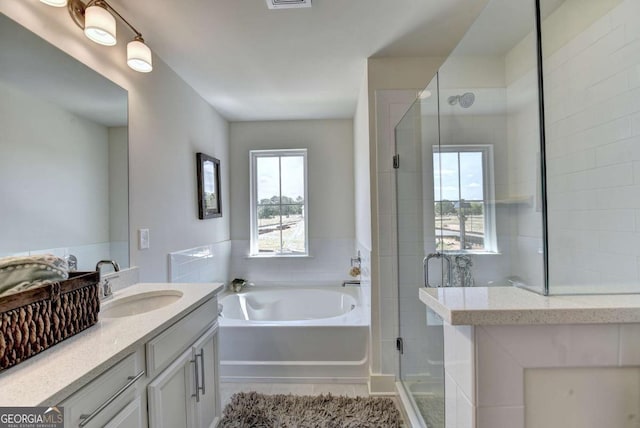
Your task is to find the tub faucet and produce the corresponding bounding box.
[342,280,361,287]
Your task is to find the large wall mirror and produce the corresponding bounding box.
[0,13,129,270]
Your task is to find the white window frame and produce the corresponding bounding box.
[433,144,497,254]
[249,149,309,257]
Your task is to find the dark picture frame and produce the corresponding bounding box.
[196,152,222,219]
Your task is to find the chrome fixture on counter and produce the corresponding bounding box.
[96,260,120,298]
[64,254,78,272]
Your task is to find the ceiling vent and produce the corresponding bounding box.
[265,0,311,9]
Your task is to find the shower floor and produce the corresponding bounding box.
[404,378,445,428]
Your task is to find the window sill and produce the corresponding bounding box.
[442,251,501,256]
[246,254,312,259]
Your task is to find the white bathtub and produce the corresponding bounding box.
[218,285,369,382]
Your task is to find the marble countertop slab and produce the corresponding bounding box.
[419,286,640,325]
[0,282,223,407]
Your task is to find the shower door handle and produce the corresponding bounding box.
[423,253,451,287]
[423,255,434,287]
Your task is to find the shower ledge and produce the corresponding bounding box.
[419,286,640,325]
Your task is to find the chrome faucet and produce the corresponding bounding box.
[423,253,453,287]
[342,280,361,287]
[96,260,120,298]
[96,260,120,273]
[64,254,78,272]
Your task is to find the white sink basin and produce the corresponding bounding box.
[102,290,184,318]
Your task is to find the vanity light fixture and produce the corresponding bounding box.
[40,0,153,73]
[40,0,68,7]
[83,1,116,46]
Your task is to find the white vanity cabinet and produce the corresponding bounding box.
[146,298,220,428]
[147,347,197,428]
[60,349,147,428]
[191,324,221,428]
[147,324,220,428]
[58,295,220,428]
[105,397,147,428]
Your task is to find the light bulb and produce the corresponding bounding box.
[84,4,116,46]
[127,38,153,73]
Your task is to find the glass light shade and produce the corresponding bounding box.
[127,39,153,73]
[84,5,116,46]
[40,0,68,7]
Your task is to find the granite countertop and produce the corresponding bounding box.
[419,286,640,325]
[0,282,224,407]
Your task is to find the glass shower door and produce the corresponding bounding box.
[395,75,445,428]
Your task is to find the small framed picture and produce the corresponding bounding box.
[196,152,222,219]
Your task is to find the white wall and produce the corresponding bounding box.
[367,57,446,387]
[229,119,355,284]
[354,67,372,251]
[1,3,231,281]
[0,81,109,255]
[353,66,373,371]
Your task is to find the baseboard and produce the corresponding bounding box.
[221,376,368,384]
[368,373,396,395]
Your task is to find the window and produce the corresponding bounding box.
[250,149,308,256]
[433,145,496,253]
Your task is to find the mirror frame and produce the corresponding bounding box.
[196,152,222,219]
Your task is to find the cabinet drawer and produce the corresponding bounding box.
[61,348,145,428]
[146,298,217,378]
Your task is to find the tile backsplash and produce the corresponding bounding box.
[169,241,231,284]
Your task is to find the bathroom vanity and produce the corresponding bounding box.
[420,286,640,428]
[0,282,223,428]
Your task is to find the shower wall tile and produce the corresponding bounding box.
[373,89,418,377]
[537,0,640,293]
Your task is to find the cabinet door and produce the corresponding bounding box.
[192,324,220,428]
[104,396,146,428]
[147,348,197,428]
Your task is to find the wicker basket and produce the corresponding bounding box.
[0,271,100,371]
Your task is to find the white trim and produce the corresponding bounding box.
[432,144,497,253]
[368,373,396,395]
[249,149,309,257]
[395,381,427,428]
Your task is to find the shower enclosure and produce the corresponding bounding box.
[394,0,544,424]
[394,0,640,424]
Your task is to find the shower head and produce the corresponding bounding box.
[447,92,475,108]
[459,92,475,108]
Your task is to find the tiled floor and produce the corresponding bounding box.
[220,382,370,408]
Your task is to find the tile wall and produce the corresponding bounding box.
[168,241,231,284]
[229,238,357,286]
[443,321,640,427]
[543,0,640,292]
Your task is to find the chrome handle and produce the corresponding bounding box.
[78,370,144,427]
[424,253,452,287]
[423,256,430,287]
[191,353,200,403]
[198,349,205,395]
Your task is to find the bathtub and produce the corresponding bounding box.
[218,285,369,382]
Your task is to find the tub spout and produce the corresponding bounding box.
[342,280,361,287]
